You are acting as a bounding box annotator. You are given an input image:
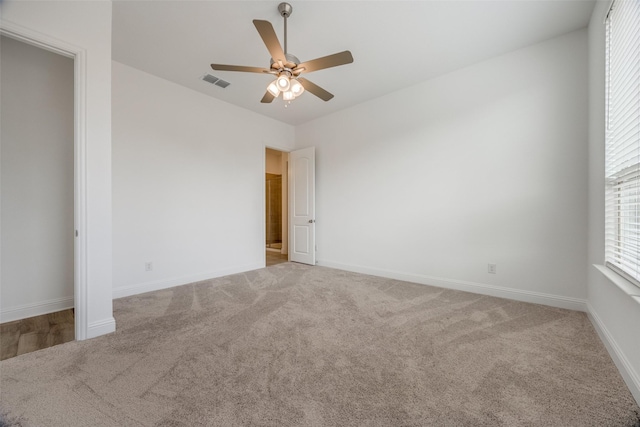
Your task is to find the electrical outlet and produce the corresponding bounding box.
[145,262,153,272]
[488,264,497,274]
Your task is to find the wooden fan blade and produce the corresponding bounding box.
[261,91,276,103]
[211,64,270,74]
[295,51,353,74]
[253,20,286,64]
[298,78,334,101]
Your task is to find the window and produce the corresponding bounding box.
[605,0,640,286]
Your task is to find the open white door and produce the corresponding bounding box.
[289,147,315,265]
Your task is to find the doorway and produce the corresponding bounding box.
[266,173,283,250]
[0,35,76,357]
[265,148,289,266]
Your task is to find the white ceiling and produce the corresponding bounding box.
[112,0,595,126]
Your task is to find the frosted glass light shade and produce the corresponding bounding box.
[290,79,304,97]
[283,90,295,101]
[267,81,280,97]
[276,74,290,91]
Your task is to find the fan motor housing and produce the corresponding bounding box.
[270,53,300,70]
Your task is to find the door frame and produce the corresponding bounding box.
[1,21,89,340]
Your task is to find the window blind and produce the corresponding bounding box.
[605,0,640,286]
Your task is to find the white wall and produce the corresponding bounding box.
[296,29,589,309]
[1,36,74,322]
[587,1,640,403]
[112,61,294,297]
[0,1,114,339]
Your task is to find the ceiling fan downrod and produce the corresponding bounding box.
[278,2,292,55]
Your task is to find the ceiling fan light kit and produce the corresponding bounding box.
[210,2,353,105]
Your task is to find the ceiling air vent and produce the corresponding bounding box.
[201,74,230,89]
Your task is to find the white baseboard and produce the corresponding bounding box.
[317,259,587,312]
[87,317,116,339]
[112,263,264,300]
[0,296,74,323]
[587,302,640,405]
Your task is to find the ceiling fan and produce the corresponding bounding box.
[210,2,354,104]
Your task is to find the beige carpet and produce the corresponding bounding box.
[1,263,639,426]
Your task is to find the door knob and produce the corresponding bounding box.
[308,219,315,223]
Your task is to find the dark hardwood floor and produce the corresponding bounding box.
[266,250,288,267]
[0,309,74,361]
